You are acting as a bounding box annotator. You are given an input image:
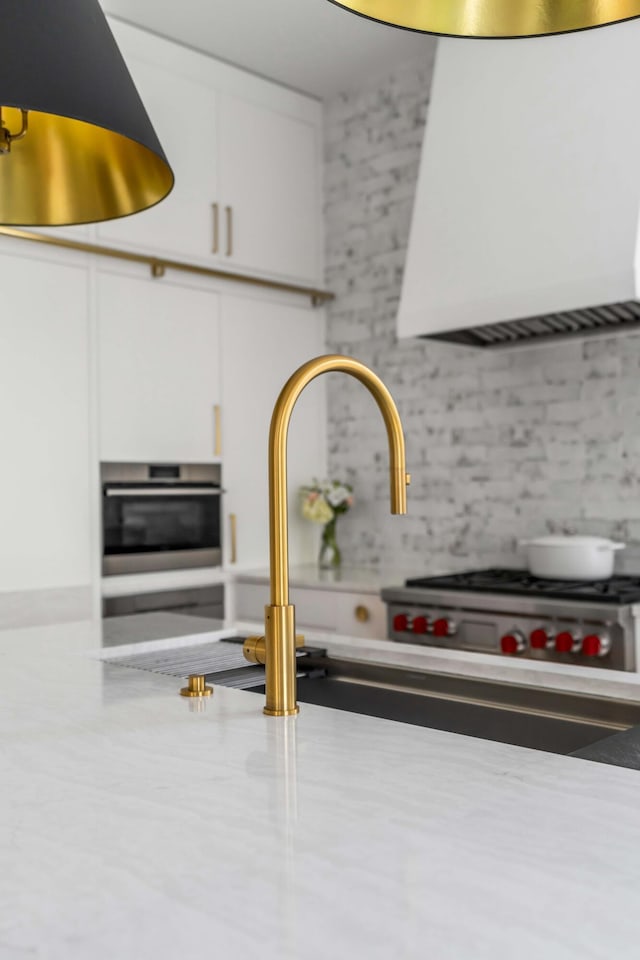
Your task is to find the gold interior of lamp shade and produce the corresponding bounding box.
[0,107,173,225]
[329,0,640,36]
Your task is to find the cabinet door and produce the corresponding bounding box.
[98,269,221,463]
[0,248,92,591]
[221,295,326,569]
[218,94,321,285]
[98,22,218,262]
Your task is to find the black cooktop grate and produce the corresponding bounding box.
[404,568,640,604]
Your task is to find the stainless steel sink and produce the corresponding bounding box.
[250,654,640,757]
[106,637,640,761]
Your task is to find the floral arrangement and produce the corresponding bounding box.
[300,480,354,569]
[300,480,353,523]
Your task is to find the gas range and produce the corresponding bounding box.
[381,569,640,672]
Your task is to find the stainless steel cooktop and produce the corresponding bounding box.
[381,568,640,672]
[405,569,640,604]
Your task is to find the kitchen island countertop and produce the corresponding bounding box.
[2,614,640,959]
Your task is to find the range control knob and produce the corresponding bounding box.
[582,633,612,658]
[412,615,429,635]
[393,613,409,632]
[501,631,526,655]
[555,630,581,654]
[433,617,456,637]
[530,627,553,650]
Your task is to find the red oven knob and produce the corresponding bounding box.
[582,633,611,658]
[555,630,581,654]
[433,618,455,637]
[412,615,429,635]
[530,627,553,650]
[501,631,525,655]
[393,614,409,632]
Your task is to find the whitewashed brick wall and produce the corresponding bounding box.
[323,52,640,574]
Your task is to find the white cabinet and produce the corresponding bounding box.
[97,268,221,464]
[235,578,388,640]
[99,19,322,285]
[0,245,92,592]
[98,23,218,263]
[220,294,326,569]
[218,94,320,283]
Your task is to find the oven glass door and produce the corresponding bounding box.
[103,485,221,560]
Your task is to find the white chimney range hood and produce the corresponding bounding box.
[397,22,640,347]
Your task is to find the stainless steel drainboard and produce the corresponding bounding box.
[103,638,268,689]
[102,638,318,690]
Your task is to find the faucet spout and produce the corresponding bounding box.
[244,354,409,717]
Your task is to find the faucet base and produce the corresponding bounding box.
[264,604,299,716]
[264,705,300,717]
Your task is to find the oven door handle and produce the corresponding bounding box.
[104,487,223,497]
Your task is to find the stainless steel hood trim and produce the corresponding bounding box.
[423,299,640,349]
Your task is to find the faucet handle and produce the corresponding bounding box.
[243,635,266,664]
[244,633,304,664]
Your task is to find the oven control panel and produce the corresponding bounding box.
[387,604,629,671]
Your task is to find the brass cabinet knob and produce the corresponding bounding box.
[180,674,213,697]
[354,604,370,623]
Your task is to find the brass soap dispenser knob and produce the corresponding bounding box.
[180,674,213,698]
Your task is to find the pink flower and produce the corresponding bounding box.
[307,491,319,502]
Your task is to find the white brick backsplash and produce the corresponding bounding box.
[323,55,640,572]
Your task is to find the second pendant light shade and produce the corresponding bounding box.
[0,0,173,226]
[327,0,640,37]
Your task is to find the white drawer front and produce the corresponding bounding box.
[235,580,387,640]
[333,593,387,640]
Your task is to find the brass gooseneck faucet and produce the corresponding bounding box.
[243,355,410,717]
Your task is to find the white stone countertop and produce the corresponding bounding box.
[234,563,418,594]
[3,613,640,959]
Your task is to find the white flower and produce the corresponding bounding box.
[326,484,351,508]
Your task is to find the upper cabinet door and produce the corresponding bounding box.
[98,268,221,464]
[218,94,321,285]
[98,20,323,286]
[97,22,218,262]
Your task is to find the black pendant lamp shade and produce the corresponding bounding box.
[327,0,640,38]
[0,0,174,225]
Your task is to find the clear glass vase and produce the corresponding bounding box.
[319,517,341,570]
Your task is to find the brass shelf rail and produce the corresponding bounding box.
[0,227,334,307]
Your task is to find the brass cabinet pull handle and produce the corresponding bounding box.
[225,205,233,257]
[354,605,370,623]
[229,513,237,564]
[214,404,222,457]
[212,202,219,254]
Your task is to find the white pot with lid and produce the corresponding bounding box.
[519,536,625,581]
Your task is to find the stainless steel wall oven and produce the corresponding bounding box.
[102,463,222,575]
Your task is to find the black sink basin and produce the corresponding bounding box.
[250,654,640,758]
